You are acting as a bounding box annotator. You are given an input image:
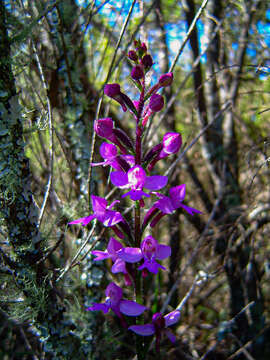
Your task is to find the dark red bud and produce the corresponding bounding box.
[128,50,138,61]
[104,83,121,98]
[141,42,147,52]
[94,118,114,139]
[141,54,153,68]
[131,65,144,80]
[159,73,174,87]
[149,94,164,112]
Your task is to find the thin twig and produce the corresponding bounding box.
[169,0,209,73]
[176,272,211,312]
[199,301,256,360]
[56,220,97,281]
[32,43,54,229]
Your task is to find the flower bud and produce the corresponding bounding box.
[94,118,114,139]
[141,54,153,68]
[104,83,127,112]
[104,83,121,98]
[149,94,164,112]
[131,65,144,80]
[159,72,173,87]
[128,50,138,61]
[141,42,147,53]
[162,132,182,155]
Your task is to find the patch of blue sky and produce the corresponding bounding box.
[257,20,270,47]
[92,0,140,26]
[75,0,140,26]
[162,20,207,68]
[196,19,207,64]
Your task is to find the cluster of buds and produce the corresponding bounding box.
[69,40,201,354]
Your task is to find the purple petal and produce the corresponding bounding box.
[111,258,126,273]
[86,303,110,314]
[91,195,107,216]
[91,160,107,167]
[127,166,146,188]
[110,171,129,187]
[156,244,171,260]
[154,197,175,214]
[91,250,111,261]
[122,155,135,166]
[138,260,165,274]
[109,159,123,171]
[169,185,186,205]
[105,282,123,302]
[150,212,166,228]
[118,247,142,263]
[122,189,150,201]
[107,237,123,254]
[129,324,155,336]
[179,203,202,216]
[119,300,147,316]
[145,175,168,190]
[99,142,117,160]
[164,310,181,327]
[102,210,123,227]
[107,200,120,210]
[165,329,177,343]
[69,214,95,226]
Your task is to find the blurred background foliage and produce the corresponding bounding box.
[1,0,270,359]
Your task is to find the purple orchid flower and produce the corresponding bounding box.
[143,185,201,229]
[91,142,135,171]
[129,310,180,352]
[110,165,167,201]
[92,237,133,285]
[147,132,182,171]
[92,237,127,274]
[119,235,171,274]
[87,282,147,325]
[154,184,201,216]
[69,195,123,227]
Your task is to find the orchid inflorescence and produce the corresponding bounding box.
[69,39,201,355]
